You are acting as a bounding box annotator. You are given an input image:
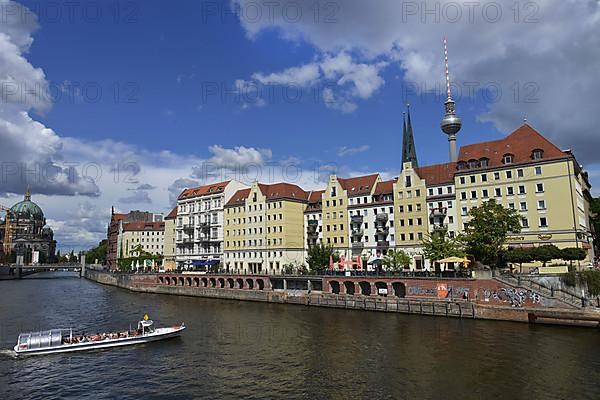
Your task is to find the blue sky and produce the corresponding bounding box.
[2,0,599,250]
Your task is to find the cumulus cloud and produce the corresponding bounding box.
[118,190,152,205]
[230,0,600,163]
[0,0,99,197]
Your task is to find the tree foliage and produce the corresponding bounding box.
[503,247,534,272]
[461,199,521,267]
[590,197,600,254]
[86,240,107,265]
[382,249,412,272]
[306,243,339,274]
[530,245,562,266]
[421,232,465,264]
[560,247,587,266]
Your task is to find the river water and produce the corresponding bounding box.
[0,272,599,400]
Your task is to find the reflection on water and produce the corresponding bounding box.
[0,272,599,399]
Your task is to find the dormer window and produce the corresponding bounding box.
[532,149,544,160]
[479,158,489,167]
[468,159,479,169]
[503,154,514,164]
[457,161,467,170]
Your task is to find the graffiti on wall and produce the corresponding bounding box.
[408,286,436,296]
[481,287,544,308]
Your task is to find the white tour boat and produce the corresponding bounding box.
[13,315,185,356]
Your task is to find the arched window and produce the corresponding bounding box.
[531,149,544,160]
[457,161,467,170]
[502,154,514,164]
[479,158,490,167]
[468,159,479,169]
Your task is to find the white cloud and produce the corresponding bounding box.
[252,63,320,86]
[337,145,370,157]
[230,0,600,165]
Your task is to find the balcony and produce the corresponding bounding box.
[432,223,448,231]
[377,241,390,250]
[429,207,448,217]
[351,215,364,224]
[375,225,389,234]
[198,222,211,230]
[352,241,364,249]
[307,220,319,226]
[351,228,364,237]
[182,224,195,232]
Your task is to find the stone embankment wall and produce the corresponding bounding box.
[85,270,600,327]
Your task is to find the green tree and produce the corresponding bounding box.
[531,245,562,267]
[461,199,521,267]
[382,249,412,272]
[86,240,107,265]
[421,232,465,266]
[306,243,339,274]
[504,247,533,273]
[590,197,600,254]
[560,247,587,268]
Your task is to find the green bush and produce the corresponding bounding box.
[561,271,578,287]
[582,270,600,296]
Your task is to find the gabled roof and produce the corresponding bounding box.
[178,180,231,200]
[458,124,568,169]
[373,179,395,196]
[337,174,379,196]
[225,188,251,207]
[122,221,165,232]
[165,206,177,220]
[307,190,325,203]
[415,163,457,185]
[257,183,309,202]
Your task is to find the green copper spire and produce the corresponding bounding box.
[402,105,418,169]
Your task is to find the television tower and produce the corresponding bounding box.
[440,36,462,162]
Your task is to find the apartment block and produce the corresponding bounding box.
[224,182,309,274]
[175,180,246,269]
[121,221,165,258]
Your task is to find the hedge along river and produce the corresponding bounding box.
[0,272,599,400]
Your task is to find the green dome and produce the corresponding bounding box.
[11,191,44,220]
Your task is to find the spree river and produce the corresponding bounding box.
[0,273,599,400]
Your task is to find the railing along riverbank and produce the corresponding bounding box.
[84,269,600,327]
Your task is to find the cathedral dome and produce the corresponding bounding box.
[10,190,44,220]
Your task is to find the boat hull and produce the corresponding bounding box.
[14,326,185,356]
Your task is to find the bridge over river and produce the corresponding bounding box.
[0,263,84,279]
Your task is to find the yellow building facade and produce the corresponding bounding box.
[224,183,308,274]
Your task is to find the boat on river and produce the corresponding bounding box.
[13,315,185,356]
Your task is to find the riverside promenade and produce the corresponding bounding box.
[84,269,600,327]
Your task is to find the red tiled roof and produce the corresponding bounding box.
[178,180,231,200]
[307,190,325,203]
[458,124,568,168]
[122,221,165,232]
[338,174,379,196]
[373,179,395,195]
[225,188,251,207]
[415,163,457,185]
[165,206,177,220]
[257,183,309,202]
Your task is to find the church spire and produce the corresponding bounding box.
[25,185,31,201]
[402,104,418,169]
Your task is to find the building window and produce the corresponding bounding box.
[437,187,443,195]
[532,149,544,160]
[461,192,467,200]
[482,189,489,198]
[535,166,542,175]
[508,203,515,210]
[495,188,501,197]
[521,218,529,228]
[507,187,514,196]
[429,188,434,196]
[517,169,524,178]
[468,159,478,169]
[518,185,526,195]
[460,177,466,185]
[461,207,468,216]
[538,200,546,210]
[536,183,545,193]
[470,191,477,199]
[503,154,514,164]
[539,217,548,227]
[506,171,513,179]
[481,174,487,182]
[470,176,476,184]
[494,172,500,180]
[519,202,527,211]
[447,186,452,194]
[405,175,412,187]
[457,162,467,170]
[480,158,489,167]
